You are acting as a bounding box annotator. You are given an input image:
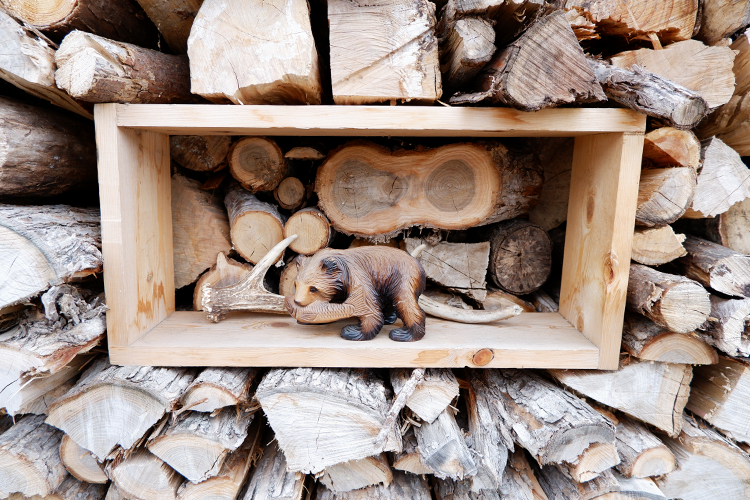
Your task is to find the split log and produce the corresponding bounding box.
[682,137,750,219]
[675,198,750,255]
[622,313,717,365]
[177,418,262,500]
[134,0,202,53]
[60,434,107,484]
[321,454,393,492]
[256,368,400,474]
[696,93,750,155]
[284,208,332,256]
[642,127,701,170]
[55,31,196,104]
[439,17,496,95]
[674,236,750,298]
[224,184,285,264]
[0,10,92,118]
[274,177,306,210]
[609,40,736,109]
[181,367,257,413]
[390,368,459,424]
[148,408,253,483]
[635,167,696,227]
[285,147,325,161]
[228,138,288,193]
[328,0,440,104]
[631,226,686,266]
[451,11,605,109]
[559,441,620,483]
[655,414,750,500]
[316,141,542,239]
[614,416,676,479]
[485,219,551,295]
[437,0,545,47]
[689,356,750,444]
[696,0,750,45]
[0,414,66,498]
[626,263,710,334]
[0,98,97,199]
[415,408,477,480]
[0,286,106,415]
[498,450,550,500]
[18,379,77,416]
[564,0,698,44]
[473,370,615,467]
[172,174,232,289]
[482,289,536,313]
[24,475,109,500]
[527,137,574,231]
[316,470,431,500]
[239,432,306,500]
[391,428,431,475]
[550,358,693,436]
[109,449,183,500]
[0,0,159,47]
[700,295,750,357]
[46,358,197,460]
[170,136,231,172]
[404,238,490,302]
[733,28,750,97]
[188,0,321,104]
[588,58,708,130]
[193,253,253,311]
[537,466,665,500]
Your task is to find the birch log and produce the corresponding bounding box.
[181,367,257,412]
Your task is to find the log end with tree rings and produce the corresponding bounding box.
[488,219,552,295]
[283,208,332,255]
[274,177,306,210]
[228,137,288,192]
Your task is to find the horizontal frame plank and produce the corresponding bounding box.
[114,105,646,137]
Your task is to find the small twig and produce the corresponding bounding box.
[375,368,424,450]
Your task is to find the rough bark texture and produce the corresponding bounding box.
[439,17,496,95]
[700,295,750,357]
[285,208,332,256]
[635,167,696,227]
[696,0,750,45]
[329,0,440,104]
[109,449,183,500]
[0,98,97,199]
[391,428,432,475]
[55,30,197,104]
[631,226,686,266]
[316,470,431,500]
[697,93,750,156]
[675,235,750,299]
[536,465,620,500]
[676,197,750,255]
[550,358,693,436]
[390,368,459,424]
[614,416,676,479]
[321,454,393,493]
[415,408,477,480]
[228,137,288,193]
[59,434,107,484]
[0,415,66,498]
[486,219,551,295]
[45,358,198,460]
[193,253,254,312]
[622,312,717,365]
[171,135,231,172]
[589,58,708,130]
[239,433,306,500]
[451,11,605,109]
[181,367,257,413]
[134,0,202,53]
[642,127,701,170]
[626,263,710,334]
[255,368,400,474]
[224,184,285,265]
[188,0,322,104]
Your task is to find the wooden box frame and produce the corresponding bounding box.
[95,104,646,370]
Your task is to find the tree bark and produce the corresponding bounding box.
[39,475,109,500]
[642,127,701,170]
[696,0,750,45]
[172,175,232,289]
[486,219,552,295]
[316,141,542,239]
[631,226,687,266]
[255,368,400,474]
[328,0,440,104]
[622,312,717,365]
[134,0,202,53]
[391,368,459,424]
[675,235,750,298]
[614,416,676,479]
[193,253,254,311]
[284,208,332,256]
[239,432,306,500]
[46,358,198,460]
[451,11,605,110]
[181,367,257,413]
[316,470,431,500]
[391,428,432,476]
[108,449,183,500]
[321,454,393,493]
[0,10,92,118]
[228,138,288,193]
[224,184,285,265]
[588,58,708,130]
[437,0,545,47]
[635,167,696,227]
[675,197,750,255]
[0,98,97,199]
[550,358,693,436]
[697,93,750,155]
[59,434,107,484]
[188,0,321,104]
[170,135,231,172]
[1,0,160,47]
[439,17,495,96]
[626,263,710,334]
[699,295,750,357]
[414,408,477,480]
[274,177,306,210]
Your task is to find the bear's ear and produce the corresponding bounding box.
[321,257,340,275]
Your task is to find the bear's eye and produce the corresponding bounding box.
[309,286,318,293]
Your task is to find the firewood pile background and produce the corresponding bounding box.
[2,0,750,499]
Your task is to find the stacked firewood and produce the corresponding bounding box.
[4,0,750,499]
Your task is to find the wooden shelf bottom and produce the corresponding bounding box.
[109,312,600,369]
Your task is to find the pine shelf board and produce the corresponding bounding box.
[109,312,600,369]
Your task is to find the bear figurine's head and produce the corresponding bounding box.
[293,253,349,306]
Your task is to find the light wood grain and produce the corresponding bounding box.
[560,132,644,370]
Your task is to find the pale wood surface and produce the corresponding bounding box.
[560,132,643,370]
[134,0,202,53]
[95,104,174,349]
[224,184,285,265]
[110,311,599,368]
[635,167,696,227]
[284,208,332,255]
[391,428,432,476]
[316,470,431,500]
[701,295,750,358]
[112,104,647,136]
[228,137,288,193]
[321,454,393,493]
[390,368,459,423]
[642,127,701,170]
[733,29,750,97]
[697,0,750,45]
[697,92,750,155]
[181,367,257,413]
[622,313,717,365]
[439,17,495,95]
[274,177,306,210]
[60,434,107,484]
[614,416,676,479]
[677,197,750,255]
[109,449,183,500]
[676,236,750,299]
[631,226,686,266]
[239,433,305,500]
[415,408,476,480]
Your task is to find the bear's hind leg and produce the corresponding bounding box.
[383,303,398,325]
[340,312,383,341]
[389,296,426,342]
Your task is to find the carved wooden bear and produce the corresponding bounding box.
[284,246,427,341]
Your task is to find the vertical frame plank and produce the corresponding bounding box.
[95,104,174,352]
[559,132,644,369]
